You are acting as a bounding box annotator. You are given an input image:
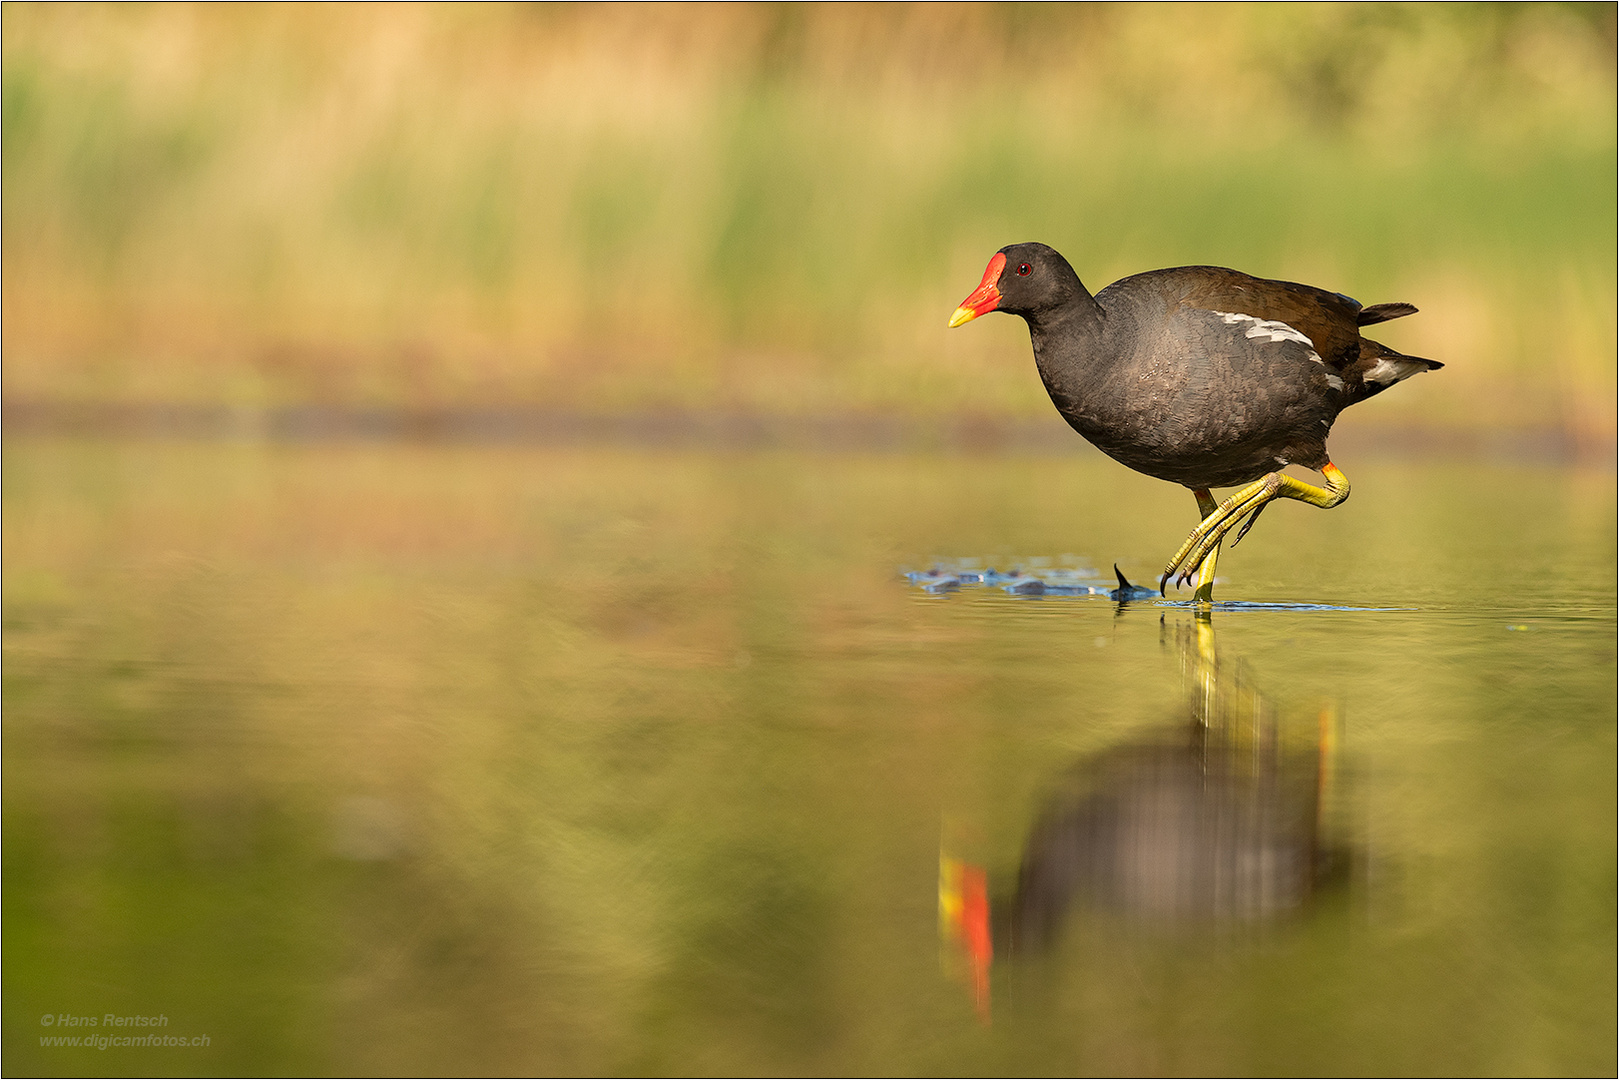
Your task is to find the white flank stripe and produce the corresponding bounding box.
[1212,311,1316,347]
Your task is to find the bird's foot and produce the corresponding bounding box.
[1160,475,1283,594]
[1158,465,1351,596]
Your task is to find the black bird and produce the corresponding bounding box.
[949,243,1441,599]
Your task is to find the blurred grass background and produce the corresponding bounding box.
[3,3,1615,445]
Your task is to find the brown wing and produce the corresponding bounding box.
[1171,266,1370,372]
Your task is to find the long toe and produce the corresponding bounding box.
[1162,480,1280,590]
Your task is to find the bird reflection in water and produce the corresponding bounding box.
[939,614,1349,1022]
[938,853,993,1024]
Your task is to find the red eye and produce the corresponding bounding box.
[1016,263,1033,276]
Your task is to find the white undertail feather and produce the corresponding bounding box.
[1364,357,1428,386]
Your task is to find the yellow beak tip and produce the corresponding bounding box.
[947,306,978,329]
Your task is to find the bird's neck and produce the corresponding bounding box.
[1026,287,1111,384]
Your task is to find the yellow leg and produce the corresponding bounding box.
[1160,463,1351,595]
[1191,488,1221,604]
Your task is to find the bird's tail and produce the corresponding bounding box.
[1357,302,1418,326]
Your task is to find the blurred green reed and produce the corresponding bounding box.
[2,3,1614,436]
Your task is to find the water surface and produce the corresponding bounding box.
[4,438,1613,1075]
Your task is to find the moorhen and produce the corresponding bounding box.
[948,243,1442,599]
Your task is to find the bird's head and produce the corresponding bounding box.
[948,242,1084,327]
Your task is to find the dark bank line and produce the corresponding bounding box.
[1,400,1608,464]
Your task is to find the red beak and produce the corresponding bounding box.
[948,252,1006,328]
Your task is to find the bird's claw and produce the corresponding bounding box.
[1231,502,1269,546]
[1160,476,1282,595]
